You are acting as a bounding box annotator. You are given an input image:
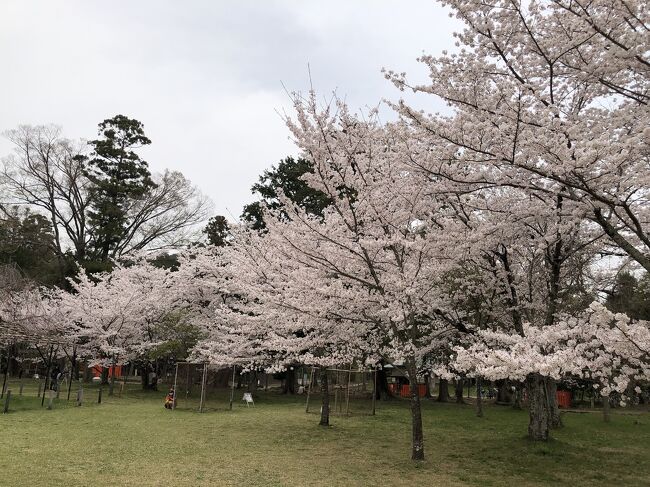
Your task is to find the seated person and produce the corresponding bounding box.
[164,388,176,409]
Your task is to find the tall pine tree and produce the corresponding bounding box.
[85,115,156,261]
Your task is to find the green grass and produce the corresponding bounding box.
[0,382,649,486]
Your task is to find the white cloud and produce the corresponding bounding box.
[0,0,458,219]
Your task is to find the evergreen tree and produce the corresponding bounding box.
[241,157,331,230]
[203,215,231,247]
[85,115,156,261]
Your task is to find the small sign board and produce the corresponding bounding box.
[242,392,254,407]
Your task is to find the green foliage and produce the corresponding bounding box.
[85,115,157,260]
[0,207,71,285]
[145,312,205,362]
[203,215,230,247]
[241,156,332,229]
[605,272,650,320]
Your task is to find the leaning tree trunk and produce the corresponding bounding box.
[527,374,550,441]
[455,378,465,404]
[437,378,450,402]
[407,360,425,461]
[546,379,562,428]
[319,367,330,426]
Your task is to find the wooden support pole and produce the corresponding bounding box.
[345,366,352,416]
[98,386,102,404]
[305,367,315,413]
[19,382,24,396]
[229,366,236,411]
[372,368,377,416]
[76,384,83,406]
[199,363,207,413]
[3,390,10,414]
[47,389,54,410]
[37,381,42,398]
[172,363,179,411]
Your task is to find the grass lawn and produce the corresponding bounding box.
[0,382,649,486]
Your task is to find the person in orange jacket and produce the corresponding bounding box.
[164,388,176,409]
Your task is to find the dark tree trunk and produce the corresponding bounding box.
[603,395,611,423]
[319,367,329,426]
[455,378,465,404]
[375,367,392,400]
[496,380,512,405]
[527,374,549,441]
[476,377,484,418]
[100,366,109,385]
[247,371,258,396]
[546,379,562,428]
[212,368,231,388]
[407,361,425,461]
[140,365,150,390]
[83,361,92,383]
[282,368,296,395]
[437,378,450,402]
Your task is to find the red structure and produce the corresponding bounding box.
[92,365,123,379]
[388,384,427,397]
[556,390,572,408]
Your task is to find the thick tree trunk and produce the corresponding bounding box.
[496,380,512,405]
[437,378,450,402]
[319,367,329,426]
[476,378,484,418]
[407,361,425,461]
[546,379,562,428]
[375,367,392,400]
[425,374,434,398]
[282,368,296,395]
[100,366,109,385]
[140,365,150,390]
[455,378,465,404]
[527,374,549,441]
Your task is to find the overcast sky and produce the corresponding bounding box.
[0,1,458,219]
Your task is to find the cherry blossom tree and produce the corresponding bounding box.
[388,0,650,271]
[58,260,173,394]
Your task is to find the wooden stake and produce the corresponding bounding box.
[47,389,54,410]
[305,367,315,413]
[372,368,377,416]
[345,366,352,416]
[199,363,207,413]
[172,363,179,411]
[229,366,236,411]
